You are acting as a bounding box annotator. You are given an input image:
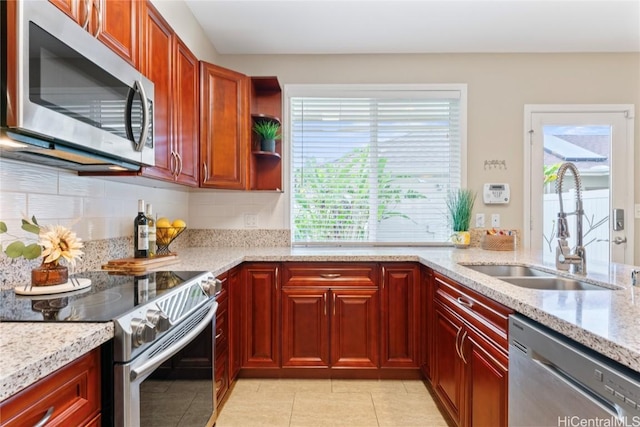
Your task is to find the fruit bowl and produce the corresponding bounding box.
[155,227,186,255]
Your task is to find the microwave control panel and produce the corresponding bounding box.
[483,183,510,204]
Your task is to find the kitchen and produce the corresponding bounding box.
[1,0,639,426]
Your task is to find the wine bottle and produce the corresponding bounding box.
[146,203,156,257]
[134,199,149,258]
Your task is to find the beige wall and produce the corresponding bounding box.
[211,53,640,263]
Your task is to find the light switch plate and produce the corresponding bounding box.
[635,204,640,219]
[475,213,485,228]
[244,213,258,228]
[491,214,500,228]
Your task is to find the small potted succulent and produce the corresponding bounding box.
[252,120,281,152]
[446,188,476,248]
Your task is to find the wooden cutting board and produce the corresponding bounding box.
[102,254,180,274]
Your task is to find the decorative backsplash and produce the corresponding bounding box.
[0,229,290,289]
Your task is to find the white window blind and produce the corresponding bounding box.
[290,87,465,245]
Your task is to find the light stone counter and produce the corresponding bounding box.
[0,322,113,401]
[1,246,638,402]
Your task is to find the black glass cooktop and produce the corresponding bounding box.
[0,271,206,322]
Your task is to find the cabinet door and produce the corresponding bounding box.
[140,2,175,182]
[200,62,249,189]
[380,263,420,368]
[228,267,242,381]
[48,0,81,23]
[432,303,465,426]
[421,265,434,380]
[331,289,379,368]
[0,348,101,427]
[172,37,199,186]
[463,329,508,427]
[282,288,330,367]
[94,0,139,67]
[242,263,280,368]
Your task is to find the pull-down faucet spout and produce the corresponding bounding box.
[555,162,586,274]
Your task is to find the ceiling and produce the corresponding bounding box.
[184,0,640,55]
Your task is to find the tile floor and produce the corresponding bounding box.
[216,378,449,427]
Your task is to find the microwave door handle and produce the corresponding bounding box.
[126,81,150,152]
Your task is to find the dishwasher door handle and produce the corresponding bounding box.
[531,355,623,420]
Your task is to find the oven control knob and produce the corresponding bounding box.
[146,309,171,333]
[130,318,156,346]
[202,278,221,297]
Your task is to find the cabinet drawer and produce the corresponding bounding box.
[215,307,228,356]
[283,263,378,287]
[214,352,229,405]
[434,272,512,350]
[0,348,101,427]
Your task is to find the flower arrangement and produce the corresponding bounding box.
[0,216,84,267]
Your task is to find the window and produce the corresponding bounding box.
[289,85,467,245]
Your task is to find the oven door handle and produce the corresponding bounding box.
[130,301,218,381]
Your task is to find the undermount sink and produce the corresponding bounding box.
[499,276,610,291]
[463,264,553,277]
[461,264,616,291]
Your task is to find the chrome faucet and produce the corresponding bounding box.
[555,162,586,274]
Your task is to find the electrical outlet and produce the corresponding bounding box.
[491,214,500,228]
[244,213,258,228]
[475,213,485,228]
[635,204,640,219]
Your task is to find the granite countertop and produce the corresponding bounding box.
[1,246,638,401]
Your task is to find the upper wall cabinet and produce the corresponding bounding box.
[48,0,140,67]
[200,62,249,190]
[138,2,199,187]
[249,77,283,191]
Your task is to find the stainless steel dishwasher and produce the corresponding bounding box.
[509,314,640,426]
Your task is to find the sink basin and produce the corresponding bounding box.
[463,264,553,277]
[499,277,610,291]
[461,263,617,291]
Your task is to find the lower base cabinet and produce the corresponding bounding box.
[431,272,511,427]
[0,348,101,427]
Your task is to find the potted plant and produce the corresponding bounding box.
[252,120,281,152]
[446,188,476,248]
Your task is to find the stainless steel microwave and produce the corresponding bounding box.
[1,0,154,171]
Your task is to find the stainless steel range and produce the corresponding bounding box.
[1,270,221,427]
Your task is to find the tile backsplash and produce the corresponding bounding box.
[0,158,191,243]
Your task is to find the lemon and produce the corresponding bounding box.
[157,217,171,228]
[172,219,187,228]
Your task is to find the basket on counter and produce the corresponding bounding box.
[481,233,516,251]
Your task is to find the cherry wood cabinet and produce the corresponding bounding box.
[0,348,101,427]
[281,263,379,369]
[249,77,283,191]
[420,265,434,380]
[228,266,242,382]
[331,288,379,368]
[241,263,281,368]
[282,288,330,367]
[200,62,249,189]
[48,0,140,67]
[431,272,511,427]
[380,263,420,368]
[138,2,199,186]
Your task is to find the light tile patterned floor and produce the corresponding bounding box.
[216,378,449,427]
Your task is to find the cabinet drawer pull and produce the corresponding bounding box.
[333,293,336,316]
[82,0,91,30]
[459,331,468,364]
[456,297,474,309]
[34,406,54,427]
[454,328,463,360]
[324,293,327,316]
[320,273,341,279]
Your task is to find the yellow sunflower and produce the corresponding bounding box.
[38,224,84,266]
